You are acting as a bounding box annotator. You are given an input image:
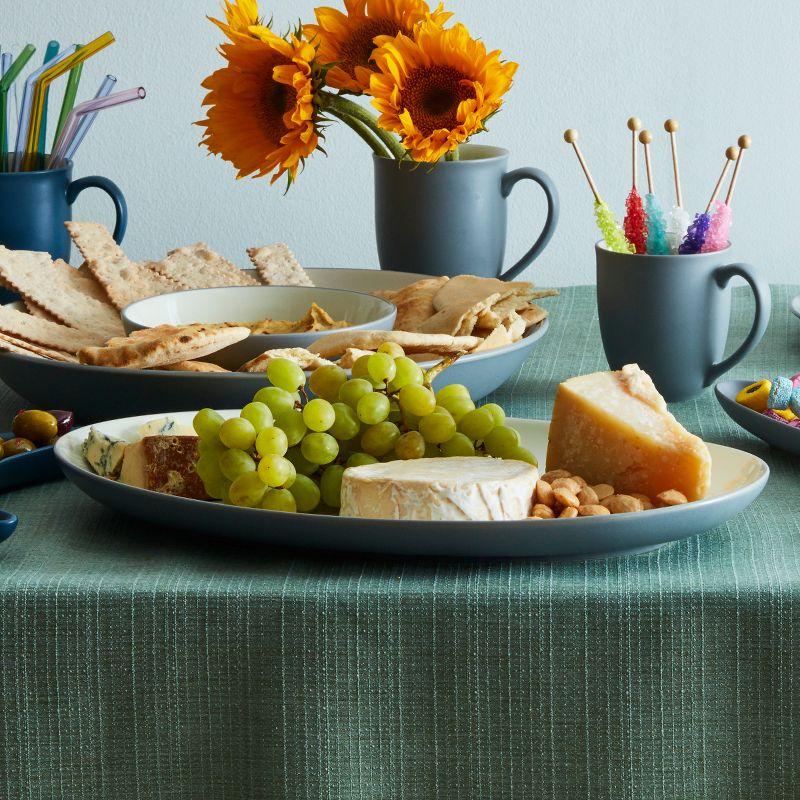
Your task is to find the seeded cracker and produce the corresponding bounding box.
[248,243,314,286]
[0,304,104,352]
[152,243,259,288]
[0,331,78,361]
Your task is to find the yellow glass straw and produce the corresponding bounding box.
[23,31,114,163]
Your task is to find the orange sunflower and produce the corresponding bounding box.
[370,22,517,162]
[209,0,261,42]
[305,0,451,94]
[198,26,320,184]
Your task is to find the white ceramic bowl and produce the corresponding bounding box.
[121,285,397,369]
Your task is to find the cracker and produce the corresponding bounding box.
[371,289,398,302]
[152,243,259,289]
[389,277,448,331]
[0,331,78,361]
[154,360,230,373]
[0,304,104,352]
[24,300,61,324]
[78,323,250,368]
[0,246,124,339]
[309,329,482,358]
[431,275,531,313]
[418,292,501,336]
[248,244,314,287]
[472,322,514,352]
[51,259,110,304]
[476,289,557,329]
[66,222,180,310]
[519,304,548,328]
[238,347,334,373]
[337,348,375,368]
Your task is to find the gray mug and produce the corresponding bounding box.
[373,144,558,280]
[596,243,771,402]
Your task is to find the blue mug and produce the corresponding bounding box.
[0,156,127,262]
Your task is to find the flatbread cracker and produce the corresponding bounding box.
[390,277,448,331]
[471,323,514,352]
[51,259,110,304]
[154,360,230,373]
[238,347,334,373]
[0,304,103,352]
[0,246,124,339]
[418,292,501,336]
[152,243,259,289]
[371,289,398,302]
[24,300,62,324]
[431,274,532,313]
[0,331,78,361]
[337,348,375,368]
[78,323,250,369]
[310,329,481,358]
[476,290,558,329]
[519,304,548,328]
[248,244,314,287]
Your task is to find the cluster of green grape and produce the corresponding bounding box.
[193,344,535,513]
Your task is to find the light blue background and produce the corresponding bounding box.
[3,0,793,285]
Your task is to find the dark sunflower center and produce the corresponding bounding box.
[258,64,296,147]
[401,65,475,137]
[340,18,398,74]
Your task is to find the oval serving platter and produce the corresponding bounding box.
[55,411,769,559]
[0,267,549,422]
[716,379,800,456]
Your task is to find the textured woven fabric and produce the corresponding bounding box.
[1,285,798,799]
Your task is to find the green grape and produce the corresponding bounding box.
[357,392,390,425]
[339,378,373,409]
[394,430,425,459]
[377,341,405,358]
[198,439,225,460]
[423,442,440,458]
[204,473,231,501]
[320,465,345,508]
[257,454,296,487]
[300,432,339,465]
[308,364,347,401]
[441,432,476,457]
[398,384,436,416]
[484,425,520,458]
[351,355,372,380]
[253,386,295,417]
[458,407,496,441]
[196,454,224,486]
[367,352,396,383]
[361,421,400,456]
[266,357,306,393]
[439,395,475,422]
[346,452,379,468]
[329,402,360,441]
[288,474,321,511]
[285,445,317,475]
[218,448,256,481]
[388,357,424,392]
[255,426,288,457]
[510,446,538,467]
[261,488,297,512]
[483,403,506,427]
[228,472,267,507]
[402,409,421,430]
[436,384,470,404]
[193,408,225,443]
[418,412,456,444]
[387,398,402,423]
[303,398,336,432]
[219,417,257,450]
[240,401,274,431]
[275,409,307,446]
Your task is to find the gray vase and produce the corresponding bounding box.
[596,243,771,402]
[373,144,558,280]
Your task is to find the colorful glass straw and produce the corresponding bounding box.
[53,48,84,146]
[623,117,648,254]
[564,128,633,254]
[37,41,60,156]
[664,119,690,253]
[49,87,146,168]
[59,74,117,164]
[23,32,115,167]
[0,52,10,158]
[0,45,35,161]
[638,129,669,254]
[702,136,750,253]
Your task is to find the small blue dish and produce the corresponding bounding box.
[0,510,18,541]
[0,430,62,491]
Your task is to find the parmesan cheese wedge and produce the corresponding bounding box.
[340,457,538,521]
[545,364,711,501]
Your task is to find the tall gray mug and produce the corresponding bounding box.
[596,243,771,402]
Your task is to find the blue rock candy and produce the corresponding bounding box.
[644,193,669,254]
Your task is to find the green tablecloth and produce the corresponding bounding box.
[1,285,798,799]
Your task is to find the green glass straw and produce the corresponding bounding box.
[53,47,83,146]
[0,45,36,160]
[37,41,60,155]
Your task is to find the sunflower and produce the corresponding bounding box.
[198,26,320,184]
[209,0,261,42]
[370,22,517,162]
[305,0,451,94]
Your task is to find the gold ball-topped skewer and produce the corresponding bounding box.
[638,130,655,194]
[738,134,752,150]
[706,146,739,212]
[664,118,683,207]
[664,118,679,133]
[628,117,642,187]
[725,135,751,206]
[563,128,601,203]
[627,117,642,132]
[563,128,579,144]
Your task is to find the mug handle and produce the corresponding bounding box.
[705,262,772,385]
[499,167,559,281]
[66,176,128,244]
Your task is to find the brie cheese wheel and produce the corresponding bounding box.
[546,363,711,501]
[340,457,538,521]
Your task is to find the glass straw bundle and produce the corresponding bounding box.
[62,74,117,163]
[0,45,36,163]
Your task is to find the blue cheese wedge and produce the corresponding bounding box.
[136,416,193,438]
[340,457,538,521]
[82,427,127,478]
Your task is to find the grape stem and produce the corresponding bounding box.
[423,352,466,388]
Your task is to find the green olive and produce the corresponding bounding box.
[12,410,58,446]
[0,441,4,461]
[3,437,36,457]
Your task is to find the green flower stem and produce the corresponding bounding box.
[445,148,460,162]
[319,92,407,161]
[324,105,390,158]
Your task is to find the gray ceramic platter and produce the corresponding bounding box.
[0,268,547,422]
[54,411,769,559]
[716,380,800,456]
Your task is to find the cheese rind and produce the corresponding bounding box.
[546,364,711,501]
[119,436,209,499]
[82,427,127,478]
[340,457,538,521]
